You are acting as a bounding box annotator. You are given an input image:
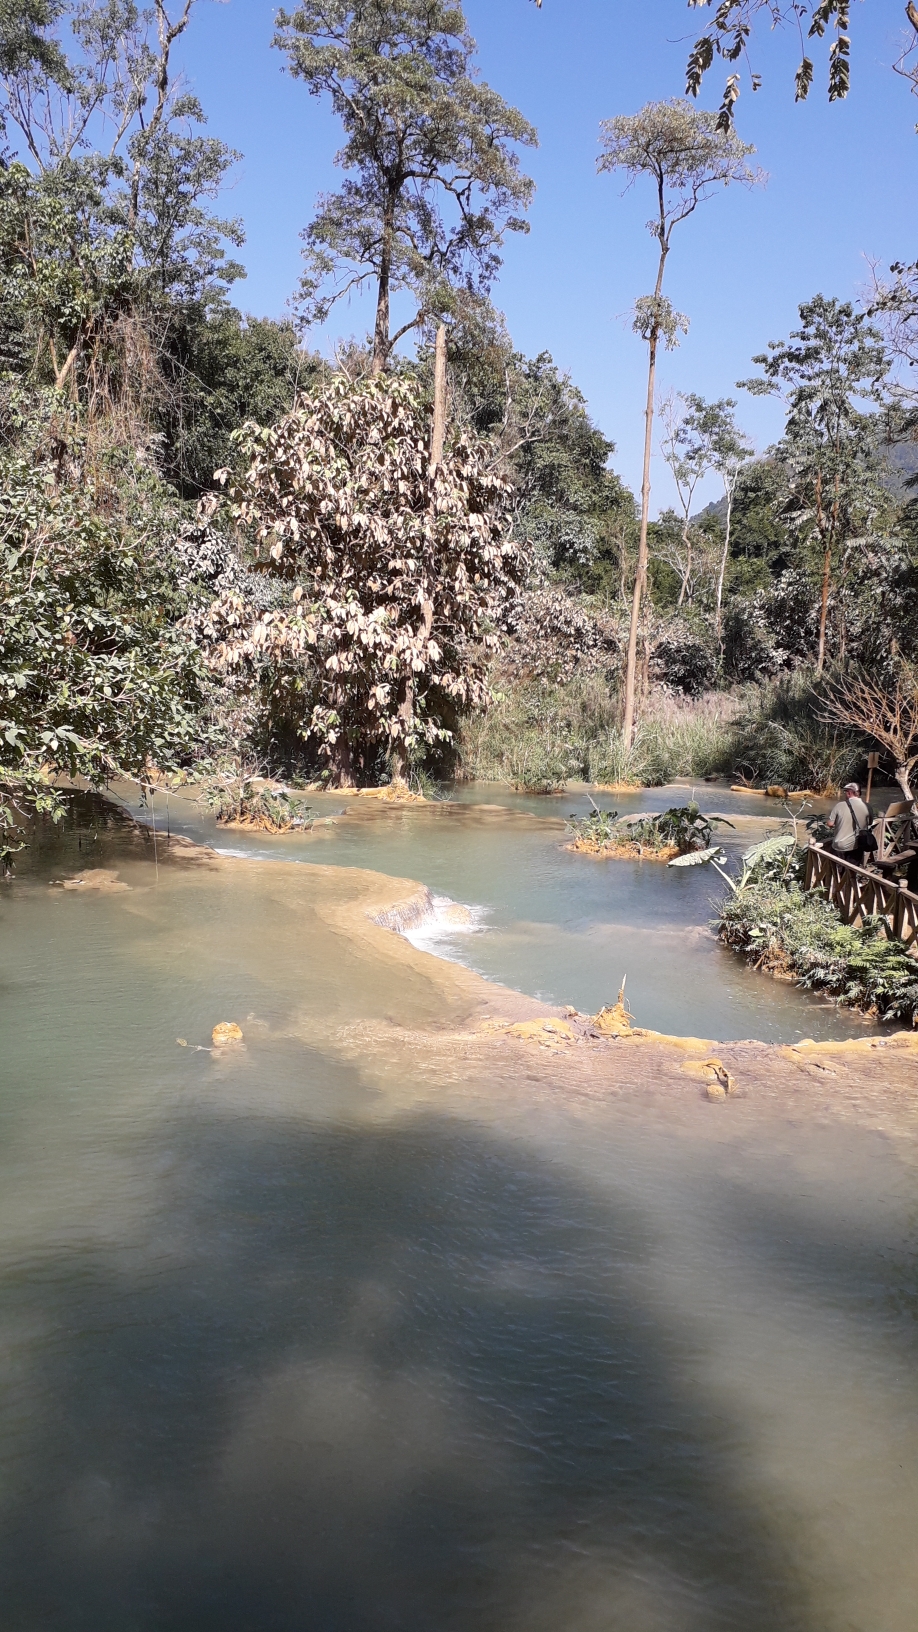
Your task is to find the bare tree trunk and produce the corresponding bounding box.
[129,1,195,228]
[895,761,915,802]
[640,632,651,705]
[371,196,396,375]
[49,335,81,394]
[676,521,692,607]
[622,326,659,748]
[816,543,831,674]
[714,475,734,639]
[392,324,447,781]
[430,322,447,465]
[330,734,355,789]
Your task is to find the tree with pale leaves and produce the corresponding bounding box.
[196,372,525,786]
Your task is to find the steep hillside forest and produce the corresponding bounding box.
[3,0,918,851]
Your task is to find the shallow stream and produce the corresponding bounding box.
[109,778,872,1044]
[1,792,916,1630]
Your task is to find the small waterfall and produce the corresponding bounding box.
[372,887,438,934]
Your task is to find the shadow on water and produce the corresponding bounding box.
[3,798,915,1630]
[0,1097,826,1632]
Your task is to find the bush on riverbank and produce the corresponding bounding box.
[0,398,219,849]
[716,876,918,1024]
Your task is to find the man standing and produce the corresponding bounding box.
[825,781,874,859]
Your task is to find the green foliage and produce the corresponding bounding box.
[724,458,794,585]
[448,344,636,587]
[736,830,802,887]
[625,801,731,851]
[0,158,135,383]
[741,295,890,666]
[567,805,620,843]
[0,396,212,835]
[459,672,616,791]
[274,0,537,366]
[198,772,309,831]
[0,0,70,87]
[658,392,751,614]
[716,876,918,1025]
[161,310,323,496]
[509,357,633,581]
[0,1,245,406]
[568,800,733,855]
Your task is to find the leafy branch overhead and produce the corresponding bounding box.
[684,0,918,129]
[274,0,537,371]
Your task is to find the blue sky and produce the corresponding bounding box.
[176,0,918,512]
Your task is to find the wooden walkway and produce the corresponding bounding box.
[804,843,918,953]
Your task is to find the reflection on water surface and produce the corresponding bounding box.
[1,797,916,1630]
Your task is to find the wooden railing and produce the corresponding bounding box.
[804,843,918,952]
[875,809,918,866]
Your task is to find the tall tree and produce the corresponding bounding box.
[678,392,754,632]
[597,98,759,745]
[658,391,713,606]
[871,258,918,434]
[742,294,889,672]
[273,0,536,372]
[0,0,244,405]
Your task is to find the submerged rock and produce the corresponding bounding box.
[59,869,129,893]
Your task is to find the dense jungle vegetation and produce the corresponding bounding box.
[3,0,918,860]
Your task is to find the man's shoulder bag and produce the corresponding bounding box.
[846,797,878,856]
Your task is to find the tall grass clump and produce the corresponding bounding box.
[728,673,862,792]
[456,675,738,790]
[616,693,738,787]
